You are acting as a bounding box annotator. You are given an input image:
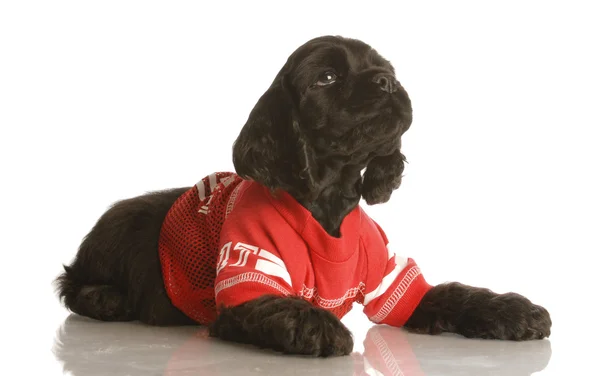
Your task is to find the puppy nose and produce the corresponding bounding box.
[373,73,399,93]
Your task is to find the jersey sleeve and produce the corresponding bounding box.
[361,220,432,327]
[213,185,297,309]
[214,240,294,309]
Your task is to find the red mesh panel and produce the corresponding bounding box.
[158,172,243,324]
[159,172,361,324]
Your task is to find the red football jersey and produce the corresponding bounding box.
[158,172,431,325]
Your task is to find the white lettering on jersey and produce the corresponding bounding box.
[216,242,232,275]
[197,173,232,214]
[198,193,215,214]
[215,241,291,287]
[231,242,259,267]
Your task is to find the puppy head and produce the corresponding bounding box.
[233,36,412,204]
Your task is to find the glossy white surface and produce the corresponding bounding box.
[52,314,553,376]
[5,294,595,376]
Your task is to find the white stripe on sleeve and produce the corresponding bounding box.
[363,254,408,306]
[208,173,218,192]
[195,180,206,200]
[255,259,293,287]
[258,249,286,269]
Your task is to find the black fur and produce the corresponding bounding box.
[404,283,552,341]
[232,36,411,235]
[55,188,195,326]
[209,295,353,357]
[56,35,551,358]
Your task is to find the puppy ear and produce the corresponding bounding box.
[233,76,318,195]
[361,149,406,205]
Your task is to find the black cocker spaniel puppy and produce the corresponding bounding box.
[55,36,551,357]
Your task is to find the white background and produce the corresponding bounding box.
[1,1,599,374]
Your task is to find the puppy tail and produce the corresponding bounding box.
[54,265,81,308]
[54,265,133,321]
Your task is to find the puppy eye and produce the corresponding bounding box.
[316,71,338,86]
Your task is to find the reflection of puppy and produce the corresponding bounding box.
[53,315,199,376]
[53,315,551,376]
[359,326,552,376]
[53,315,356,376]
[55,36,551,357]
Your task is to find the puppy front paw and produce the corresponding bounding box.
[460,293,552,341]
[361,150,405,205]
[362,171,399,205]
[210,296,353,357]
[293,306,354,357]
[406,283,552,341]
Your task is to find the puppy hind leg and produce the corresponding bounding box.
[55,266,133,322]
